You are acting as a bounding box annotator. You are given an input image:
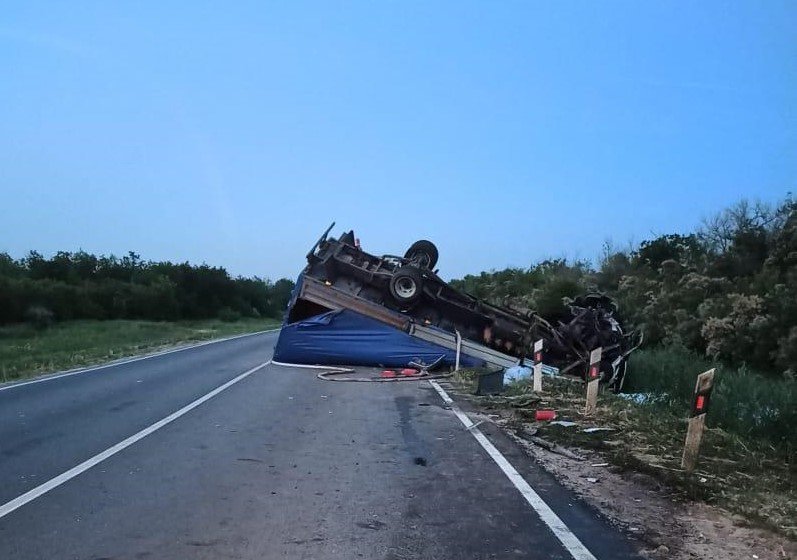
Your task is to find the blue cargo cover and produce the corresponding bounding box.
[273,307,483,369]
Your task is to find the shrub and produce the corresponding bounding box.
[218,307,241,322]
[25,305,55,330]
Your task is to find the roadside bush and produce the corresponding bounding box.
[625,346,796,451]
[218,307,241,322]
[25,305,55,330]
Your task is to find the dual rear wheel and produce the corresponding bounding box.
[389,240,439,305]
[389,267,423,305]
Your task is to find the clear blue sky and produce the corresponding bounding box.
[1,2,794,280]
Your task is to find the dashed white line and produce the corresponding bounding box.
[0,328,279,392]
[429,380,598,560]
[0,361,270,520]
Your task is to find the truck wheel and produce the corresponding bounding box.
[404,240,439,269]
[389,267,423,305]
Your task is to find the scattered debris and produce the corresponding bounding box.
[617,392,668,405]
[484,394,543,408]
[318,367,452,383]
[519,428,585,461]
[466,420,485,431]
[476,368,504,396]
[550,420,579,428]
[504,365,532,382]
[535,409,557,421]
[582,427,615,433]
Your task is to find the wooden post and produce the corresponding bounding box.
[532,339,543,392]
[681,368,716,472]
[584,347,601,416]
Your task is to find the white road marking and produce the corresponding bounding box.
[429,380,598,560]
[0,361,270,520]
[269,360,350,371]
[0,328,279,392]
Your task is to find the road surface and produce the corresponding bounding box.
[0,331,640,559]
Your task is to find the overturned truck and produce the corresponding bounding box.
[273,224,641,391]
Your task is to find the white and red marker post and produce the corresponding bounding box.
[584,347,602,416]
[681,368,716,472]
[532,339,544,392]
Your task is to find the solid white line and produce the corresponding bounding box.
[270,360,351,371]
[0,360,270,520]
[0,328,280,392]
[429,380,598,560]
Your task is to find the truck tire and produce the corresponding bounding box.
[404,240,439,269]
[389,267,423,305]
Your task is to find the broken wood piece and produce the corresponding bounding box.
[524,433,585,461]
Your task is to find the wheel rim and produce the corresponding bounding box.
[395,277,417,299]
[415,253,431,268]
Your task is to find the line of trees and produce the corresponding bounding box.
[451,195,796,377]
[0,251,295,325]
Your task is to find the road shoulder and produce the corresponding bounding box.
[441,380,796,560]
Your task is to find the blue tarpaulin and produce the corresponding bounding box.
[273,307,483,368]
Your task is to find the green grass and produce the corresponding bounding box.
[625,347,797,450]
[0,318,280,383]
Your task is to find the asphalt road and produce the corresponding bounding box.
[0,331,640,559]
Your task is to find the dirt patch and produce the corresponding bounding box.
[507,429,794,559]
